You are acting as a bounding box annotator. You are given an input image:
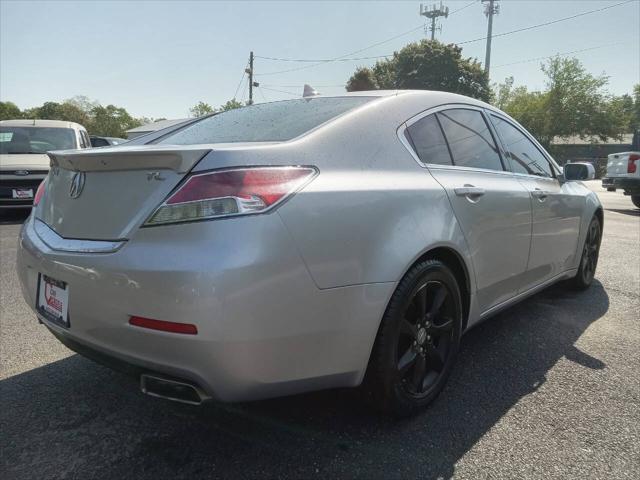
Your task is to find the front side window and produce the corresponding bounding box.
[490,115,553,177]
[0,127,77,153]
[405,114,452,165]
[437,109,503,171]
[156,97,374,145]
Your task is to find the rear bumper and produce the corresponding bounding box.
[0,174,46,208]
[603,176,640,193]
[601,177,616,188]
[17,214,392,402]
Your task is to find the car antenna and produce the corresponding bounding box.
[303,84,320,98]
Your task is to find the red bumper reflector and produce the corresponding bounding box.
[129,316,198,335]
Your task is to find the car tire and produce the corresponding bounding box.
[363,259,463,417]
[570,215,601,290]
[632,195,640,209]
[606,187,616,192]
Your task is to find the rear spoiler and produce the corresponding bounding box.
[48,146,211,173]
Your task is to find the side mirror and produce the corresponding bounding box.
[563,162,595,181]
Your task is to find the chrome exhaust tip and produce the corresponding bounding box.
[140,374,209,405]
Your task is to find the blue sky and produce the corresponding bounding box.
[1,0,638,119]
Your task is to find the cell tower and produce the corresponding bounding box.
[420,2,450,40]
[482,0,500,75]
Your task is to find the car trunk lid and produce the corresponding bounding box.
[36,146,210,240]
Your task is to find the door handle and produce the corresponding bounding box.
[531,188,548,201]
[454,185,486,197]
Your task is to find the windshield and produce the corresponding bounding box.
[0,127,77,154]
[156,97,374,145]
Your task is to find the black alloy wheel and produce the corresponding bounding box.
[571,215,601,290]
[364,259,462,416]
[396,281,455,398]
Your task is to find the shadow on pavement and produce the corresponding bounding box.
[605,208,640,217]
[0,210,30,225]
[1,281,609,479]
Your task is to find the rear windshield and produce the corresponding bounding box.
[156,97,374,145]
[0,127,77,154]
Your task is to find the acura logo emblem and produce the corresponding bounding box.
[69,172,86,199]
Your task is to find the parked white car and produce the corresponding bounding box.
[0,119,91,209]
[601,151,640,208]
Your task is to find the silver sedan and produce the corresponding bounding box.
[16,91,602,416]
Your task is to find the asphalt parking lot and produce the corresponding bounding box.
[1,180,638,479]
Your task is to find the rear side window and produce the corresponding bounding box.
[405,114,452,165]
[490,115,553,177]
[156,97,374,145]
[91,137,109,147]
[437,109,503,171]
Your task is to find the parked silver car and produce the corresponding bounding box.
[16,91,602,415]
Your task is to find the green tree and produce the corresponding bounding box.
[0,101,22,120]
[65,95,99,116]
[493,57,630,148]
[346,40,490,101]
[26,101,90,126]
[219,99,244,111]
[90,105,141,137]
[631,84,640,131]
[190,99,244,117]
[345,67,377,92]
[542,57,626,144]
[190,101,215,117]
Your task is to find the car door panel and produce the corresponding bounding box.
[404,107,533,313]
[429,167,533,311]
[488,113,582,290]
[517,176,583,290]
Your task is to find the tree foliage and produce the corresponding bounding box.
[1,96,143,137]
[90,105,141,137]
[190,99,245,117]
[0,101,22,120]
[346,40,490,101]
[493,58,635,147]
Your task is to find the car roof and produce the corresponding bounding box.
[0,119,86,130]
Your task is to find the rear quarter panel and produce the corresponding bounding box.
[271,95,473,290]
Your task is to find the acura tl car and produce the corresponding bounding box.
[16,91,602,415]
[0,119,91,209]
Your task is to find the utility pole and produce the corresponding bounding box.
[246,52,254,105]
[419,2,449,41]
[245,52,260,105]
[482,0,500,76]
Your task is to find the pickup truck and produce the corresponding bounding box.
[602,151,640,208]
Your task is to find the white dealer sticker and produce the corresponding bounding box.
[37,275,69,327]
[12,189,33,199]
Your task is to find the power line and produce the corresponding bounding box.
[255,1,476,66]
[457,0,634,45]
[254,54,393,63]
[257,86,268,103]
[450,0,477,15]
[492,42,626,69]
[240,74,249,103]
[233,61,248,99]
[255,0,634,76]
[259,86,301,96]
[261,84,346,88]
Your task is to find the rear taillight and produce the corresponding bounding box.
[33,180,46,206]
[145,166,317,226]
[628,154,639,174]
